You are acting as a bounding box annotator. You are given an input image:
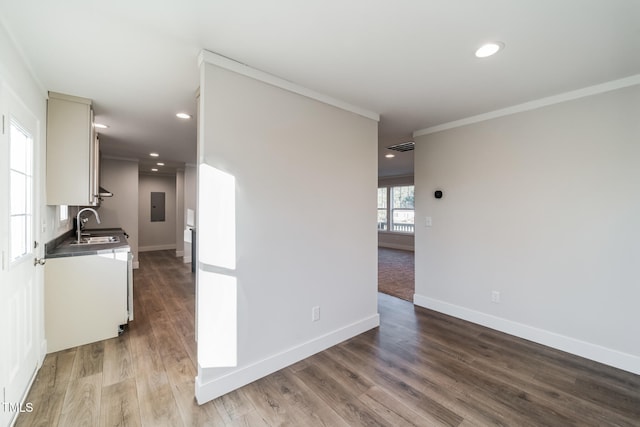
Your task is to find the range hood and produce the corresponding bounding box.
[98,186,113,198]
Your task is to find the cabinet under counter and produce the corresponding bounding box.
[45,251,129,353]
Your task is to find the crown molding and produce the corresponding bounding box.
[414,74,640,137]
[102,155,139,162]
[198,50,379,122]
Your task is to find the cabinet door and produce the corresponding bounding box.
[46,92,97,206]
[45,253,127,353]
[92,133,100,204]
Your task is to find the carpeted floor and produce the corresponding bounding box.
[378,247,414,302]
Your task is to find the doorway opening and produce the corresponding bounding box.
[377,181,415,302]
[378,247,415,301]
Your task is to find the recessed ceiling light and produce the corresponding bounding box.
[93,123,108,129]
[176,113,191,119]
[150,152,159,157]
[475,42,504,58]
[385,154,395,158]
[157,162,165,166]
[151,168,158,172]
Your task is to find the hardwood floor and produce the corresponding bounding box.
[16,250,640,426]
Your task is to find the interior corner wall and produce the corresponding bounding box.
[196,62,379,402]
[183,164,197,262]
[138,173,177,252]
[176,169,185,257]
[95,158,139,265]
[413,84,640,374]
[184,165,197,220]
[378,175,415,251]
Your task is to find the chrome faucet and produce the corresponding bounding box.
[77,208,101,243]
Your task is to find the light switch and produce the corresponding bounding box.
[425,216,432,227]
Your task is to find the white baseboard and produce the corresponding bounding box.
[176,250,184,257]
[378,243,414,251]
[413,294,640,375]
[139,244,177,252]
[195,313,380,404]
[184,255,192,263]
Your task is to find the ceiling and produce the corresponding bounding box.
[1,1,639,177]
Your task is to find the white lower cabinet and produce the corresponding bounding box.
[45,251,129,353]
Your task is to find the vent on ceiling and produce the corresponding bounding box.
[386,141,415,152]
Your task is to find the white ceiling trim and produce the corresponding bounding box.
[101,155,140,163]
[414,74,640,138]
[198,50,380,122]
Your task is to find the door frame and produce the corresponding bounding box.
[0,81,45,427]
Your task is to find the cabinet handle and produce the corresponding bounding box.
[34,257,46,266]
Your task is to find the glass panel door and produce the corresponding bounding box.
[9,120,33,263]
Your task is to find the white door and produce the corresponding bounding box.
[0,85,40,427]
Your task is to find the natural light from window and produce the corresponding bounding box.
[378,185,414,233]
[197,163,238,367]
[9,119,33,262]
[59,204,69,223]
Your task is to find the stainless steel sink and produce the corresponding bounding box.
[71,235,120,245]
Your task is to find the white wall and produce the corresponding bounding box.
[91,157,139,265]
[0,22,66,245]
[378,175,415,251]
[0,20,61,421]
[138,173,176,252]
[183,164,196,262]
[184,165,197,216]
[176,168,185,257]
[196,58,379,402]
[414,83,640,374]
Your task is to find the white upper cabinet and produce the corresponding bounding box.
[46,91,99,206]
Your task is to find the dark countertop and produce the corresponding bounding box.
[45,228,131,259]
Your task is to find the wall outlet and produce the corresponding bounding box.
[491,291,501,303]
[312,306,320,322]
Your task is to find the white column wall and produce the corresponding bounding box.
[196,60,379,402]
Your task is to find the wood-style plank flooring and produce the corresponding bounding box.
[16,250,640,426]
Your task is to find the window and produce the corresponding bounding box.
[9,119,33,262]
[59,205,69,223]
[378,185,414,233]
[377,188,387,231]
